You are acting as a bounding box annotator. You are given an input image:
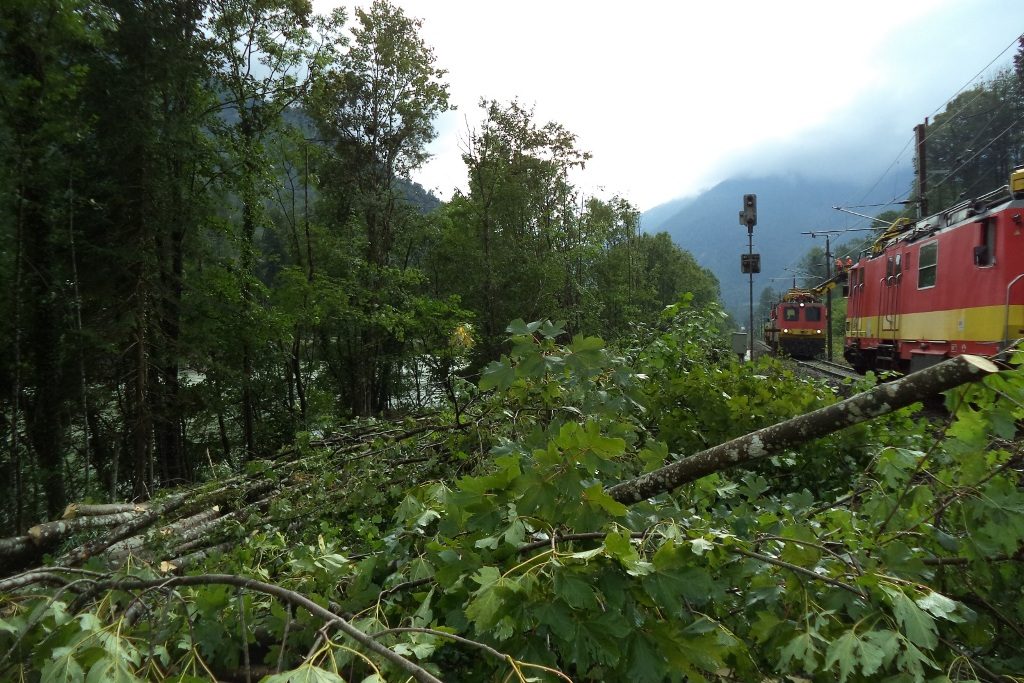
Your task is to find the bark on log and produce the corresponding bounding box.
[0,571,74,592]
[170,493,274,554]
[106,507,223,561]
[169,541,236,571]
[0,536,34,558]
[28,511,145,546]
[57,492,190,566]
[607,354,1000,505]
[58,478,275,566]
[63,503,148,519]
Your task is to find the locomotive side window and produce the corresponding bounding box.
[974,219,995,267]
[918,241,938,288]
[783,307,798,321]
[805,307,822,322]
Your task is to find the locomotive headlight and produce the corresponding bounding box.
[816,330,822,334]
[783,328,789,333]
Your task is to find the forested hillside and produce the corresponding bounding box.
[3,4,1024,683]
[0,0,718,531]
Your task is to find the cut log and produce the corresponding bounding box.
[105,507,222,561]
[63,502,148,519]
[57,492,191,566]
[29,511,145,546]
[170,493,275,555]
[170,541,236,571]
[607,354,1000,505]
[0,535,34,558]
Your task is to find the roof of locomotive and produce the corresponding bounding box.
[780,288,823,304]
[865,184,1024,259]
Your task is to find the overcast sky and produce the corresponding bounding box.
[315,0,1023,211]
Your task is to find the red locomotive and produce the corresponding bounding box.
[844,167,1024,373]
[764,288,828,359]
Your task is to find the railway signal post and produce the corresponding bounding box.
[739,194,758,360]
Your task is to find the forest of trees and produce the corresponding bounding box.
[0,0,719,533]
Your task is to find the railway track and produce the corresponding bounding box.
[793,358,862,382]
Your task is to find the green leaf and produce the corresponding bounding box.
[750,611,783,644]
[259,665,346,683]
[626,634,666,683]
[883,586,938,649]
[41,653,85,683]
[471,566,501,588]
[583,484,627,516]
[604,530,648,574]
[480,359,515,391]
[570,335,604,352]
[517,352,546,379]
[84,656,141,683]
[824,631,860,682]
[534,601,574,641]
[915,591,961,622]
[538,320,566,339]
[857,630,894,676]
[895,637,935,681]
[464,585,504,632]
[690,538,714,555]
[779,631,820,672]
[506,319,541,336]
[553,571,599,611]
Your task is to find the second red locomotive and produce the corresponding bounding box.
[764,288,828,359]
[844,167,1024,373]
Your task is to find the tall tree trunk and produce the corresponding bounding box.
[11,174,26,533]
[131,294,152,499]
[24,179,67,520]
[239,119,259,460]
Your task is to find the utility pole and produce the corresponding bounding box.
[915,118,928,218]
[824,234,833,362]
[803,230,844,362]
[739,195,759,360]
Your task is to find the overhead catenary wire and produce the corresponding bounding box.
[842,32,1024,223]
[927,111,1024,193]
[926,32,1023,120]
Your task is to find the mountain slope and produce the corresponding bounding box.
[641,172,913,315]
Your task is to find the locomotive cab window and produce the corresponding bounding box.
[783,307,799,321]
[918,241,938,288]
[974,219,995,267]
[804,307,822,322]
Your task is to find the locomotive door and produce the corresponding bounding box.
[880,253,903,338]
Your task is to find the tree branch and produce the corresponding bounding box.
[607,355,999,504]
[91,573,443,683]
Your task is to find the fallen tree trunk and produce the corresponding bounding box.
[28,510,146,547]
[62,503,148,518]
[607,354,1000,505]
[106,507,223,562]
[0,536,33,558]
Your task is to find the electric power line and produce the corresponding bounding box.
[845,32,1023,223]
